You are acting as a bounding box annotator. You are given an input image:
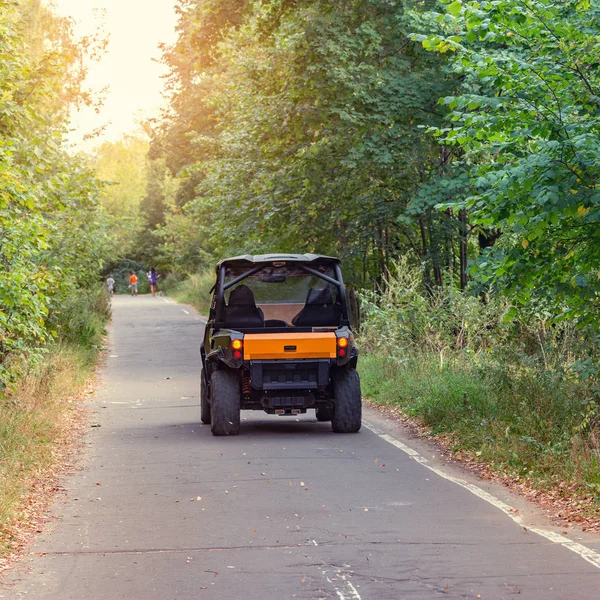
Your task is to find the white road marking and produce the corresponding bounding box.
[161,297,177,304]
[181,309,190,315]
[322,569,361,600]
[363,421,600,570]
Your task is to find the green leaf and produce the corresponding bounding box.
[447,1,462,17]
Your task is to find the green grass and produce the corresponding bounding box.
[359,352,600,505]
[164,271,214,315]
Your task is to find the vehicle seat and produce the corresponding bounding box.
[291,287,341,327]
[223,285,265,328]
[265,319,288,328]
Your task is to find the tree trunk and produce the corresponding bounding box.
[459,208,468,290]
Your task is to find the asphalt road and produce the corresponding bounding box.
[2,295,600,599]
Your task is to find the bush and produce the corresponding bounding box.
[358,259,600,500]
[51,286,110,348]
[163,271,214,315]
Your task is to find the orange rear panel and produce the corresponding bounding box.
[243,332,336,360]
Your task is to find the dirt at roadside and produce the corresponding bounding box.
[0,383,94,577]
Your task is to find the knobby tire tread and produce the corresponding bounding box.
[210,369,241,436]
[331,367,362,433]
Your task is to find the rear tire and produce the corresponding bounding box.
[210,369,241,436]
[331,368,362,433]
[316,406,333,422]
[200,370,211,424]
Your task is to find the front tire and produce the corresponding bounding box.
[200,370,211,424]
[210,369,241,436]
[331,368,362,433]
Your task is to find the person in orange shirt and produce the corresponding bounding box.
[129,272,138,296]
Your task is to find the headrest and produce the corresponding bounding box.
[306,287,333,306]
[228,284,257,306]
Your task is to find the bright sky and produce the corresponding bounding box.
[52,0,179,147]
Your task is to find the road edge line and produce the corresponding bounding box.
[363,421,600,570]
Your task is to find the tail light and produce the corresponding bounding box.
[337,336,349,358]
[231,338,243,360]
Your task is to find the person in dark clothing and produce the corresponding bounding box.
[147,267,159,297]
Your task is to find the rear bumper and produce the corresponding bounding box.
[250,359,330,390]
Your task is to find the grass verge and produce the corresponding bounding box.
[163,271,214,315]
[0,344,99,560]
[359,352,600,526]
[0,287,110,563]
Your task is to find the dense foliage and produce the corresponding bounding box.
[145,0,474,287]
[0,0,113,388]
[420,0,600,321]
[137,0,598,319]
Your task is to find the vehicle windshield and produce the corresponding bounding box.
[224,264,340,326]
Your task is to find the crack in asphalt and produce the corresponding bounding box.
[34,542,323,557]
[35,536,576,559]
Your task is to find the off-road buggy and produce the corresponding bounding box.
[200,254,361,436]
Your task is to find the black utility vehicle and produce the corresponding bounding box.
[200,254,361,436]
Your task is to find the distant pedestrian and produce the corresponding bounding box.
[147,267,159,297]
[129,272,138,296]
[106,274,115,296]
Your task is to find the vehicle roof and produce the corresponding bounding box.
[216,253,340,269]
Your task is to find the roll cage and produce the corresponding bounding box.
[208,254,351,331]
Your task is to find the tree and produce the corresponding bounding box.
[0,0,112,387]
[150,0,462,286]
[419,0,600,320]
[93,134,150,253]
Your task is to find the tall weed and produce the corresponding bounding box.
[359,259,600,498]
[163,271,214,315]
